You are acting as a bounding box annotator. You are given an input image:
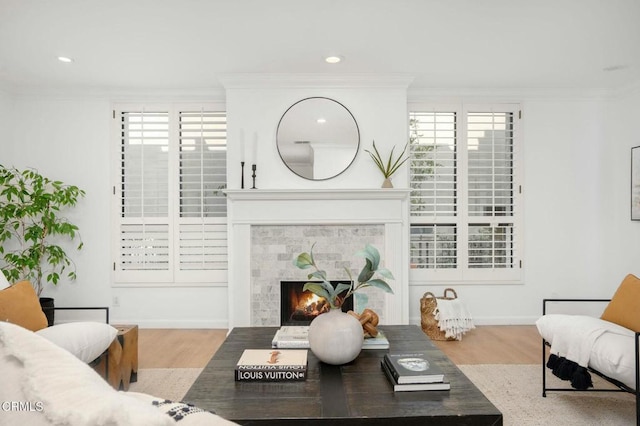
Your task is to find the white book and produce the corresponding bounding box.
[271,326,310,348]
[362,330,390,350]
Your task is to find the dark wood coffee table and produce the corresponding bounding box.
[184,325,502,425]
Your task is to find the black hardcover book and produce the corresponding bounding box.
[383,352,445,384]
[381,361,450,392]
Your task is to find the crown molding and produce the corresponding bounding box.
[217,73,415,89]
[407,86,616,103]
[2,85,226,101]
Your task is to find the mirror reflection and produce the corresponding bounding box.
[276,97,360,180]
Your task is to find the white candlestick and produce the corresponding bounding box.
[239,129,245,162]
[252,132,258,164]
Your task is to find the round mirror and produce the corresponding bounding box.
[276,97,360,180]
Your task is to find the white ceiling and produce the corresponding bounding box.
[1,0,639,93]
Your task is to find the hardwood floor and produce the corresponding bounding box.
[138,325,542,368]
[138,328,227,368]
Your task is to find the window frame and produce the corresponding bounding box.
[408,102,524,285]
[111,102,228,287]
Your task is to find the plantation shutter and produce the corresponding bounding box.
[409,112,458,270]
[467,111,515,270]
[177,111,228,275]
[409,105,522,283]
[114,104,228,285]
[117,111,172,281]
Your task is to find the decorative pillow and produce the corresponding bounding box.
[0,280,48,331]
[0,272,10,290]
[36,321,118,363]
[600,273,640,332]
[0,321,175,426]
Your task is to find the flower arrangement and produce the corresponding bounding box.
[293,243,394,309]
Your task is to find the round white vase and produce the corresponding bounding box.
[308,308,364,365]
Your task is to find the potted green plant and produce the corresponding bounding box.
[0,165,85,313]
[293,243,394,365]
[364,140,409,188]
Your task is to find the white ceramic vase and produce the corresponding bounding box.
[308,308,364,365]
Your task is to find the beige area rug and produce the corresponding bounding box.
[127,368,202,401]
[127,365,636,425]
[459,364,636,426]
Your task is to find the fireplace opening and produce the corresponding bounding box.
[280,280,354,326]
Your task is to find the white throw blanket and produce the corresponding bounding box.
[536,314,633,368]
[433,298,475,340]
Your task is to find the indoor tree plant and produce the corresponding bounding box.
[294,243,394,365]
[365,140,409,188]
[0,165,85,300]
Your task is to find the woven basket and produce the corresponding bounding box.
[420,288,458,341]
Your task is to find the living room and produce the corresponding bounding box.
[1,1,639,424]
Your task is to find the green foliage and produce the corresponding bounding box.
[293,243,394,309]
[0,165,85,295]
[364,140,409,179]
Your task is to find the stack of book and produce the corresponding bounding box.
[235,349,308,382]
[381,352,450,391]
[362,330,389,349]
[272,326,390,350]
[271,326,309,348]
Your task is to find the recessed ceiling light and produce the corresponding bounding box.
[316,118,327,124]
[325,56,342,64]
[57,56,73,63]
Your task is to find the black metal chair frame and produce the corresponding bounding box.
[40,306,111,382]
[541,299,639,426]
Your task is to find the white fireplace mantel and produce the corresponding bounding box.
[225,188,411,328]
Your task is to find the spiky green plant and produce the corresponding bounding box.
[364,140,409,179]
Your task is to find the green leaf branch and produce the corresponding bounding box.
[293,243,394,309]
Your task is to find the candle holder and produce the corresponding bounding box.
[251,164,257,189]
[241,161,245,189]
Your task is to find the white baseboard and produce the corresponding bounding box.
[109,318,229,329]
[408,316,540,326]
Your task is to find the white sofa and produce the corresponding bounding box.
[0,321,237,425]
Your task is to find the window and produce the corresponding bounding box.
[113,104,227,285]
[409,104,522,284]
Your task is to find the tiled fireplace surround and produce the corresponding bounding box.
[225,189,410,328]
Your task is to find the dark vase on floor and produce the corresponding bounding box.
[39,297,55,326]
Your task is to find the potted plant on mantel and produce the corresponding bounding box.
[294,243,394,365]
[365,140,409,188]
[0,165,85,325]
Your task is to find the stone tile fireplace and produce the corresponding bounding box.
[225,189,410,328]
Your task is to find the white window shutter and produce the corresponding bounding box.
[116,111,172,282]
[409,105,522,283]
[114,106,228,285]
[177,110,228,276]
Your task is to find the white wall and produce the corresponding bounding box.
[0,89,12,147]
[3,82,639,328]
[3,95,228,328]
[601,85,640,290]
[223,80,411,190]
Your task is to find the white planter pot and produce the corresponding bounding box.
[308,308,364,365]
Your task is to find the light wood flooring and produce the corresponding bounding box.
[138,325,542,369]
